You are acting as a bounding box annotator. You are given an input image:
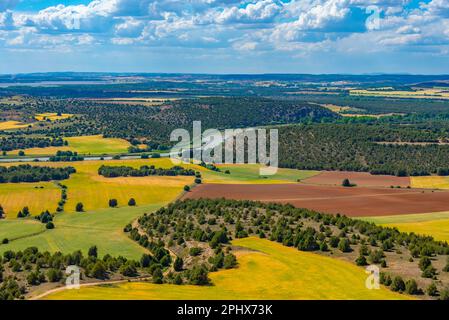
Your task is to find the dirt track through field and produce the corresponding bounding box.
[183,184,449,217]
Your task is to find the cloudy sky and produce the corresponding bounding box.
[0,0,448,74]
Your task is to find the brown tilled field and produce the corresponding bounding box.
[302,171,410,188]
[184,184,449,217]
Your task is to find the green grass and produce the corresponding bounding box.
[0,204,163,259]
[363,212,449,243]
[43,237,406,300]
[202,164,319,184]
[10,135,131,156]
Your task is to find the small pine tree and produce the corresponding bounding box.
[109,199,118,208]
[128,198,136,206]
[174,257,184,272]
[75,202,84,212]
[426,282,438,296]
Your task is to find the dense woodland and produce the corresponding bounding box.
[133,199,449,299]
[278,124,449,176]
[0,165,75,183]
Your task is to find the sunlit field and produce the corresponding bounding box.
[43,237,406,300]
[411,176,449,189]
[364,211,449,243]
[10,135,131,156]
[0,203,161,259]
[0,120,30,130]
[35,113,73,121]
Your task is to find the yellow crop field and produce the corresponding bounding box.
[411,176,449,189]
[365,211,449,243]
[10,135,131,156]
[350,88,449,100]
[0,182,61,218]
[0,159,194,216]
[35,113,73,121]
[43,237,406,300]
[0,121,31,130]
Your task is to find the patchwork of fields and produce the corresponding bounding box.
[43,238,406,300]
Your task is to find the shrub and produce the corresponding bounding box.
[223,254,237,269]
[128,198,136,206]
[355,255,367,266]
[189,247,202,256]
[183,185,190,192]
[174,257,184,272]
[338,238,351,253]
[75,202,84,212]
[391,276,405,292]
[426,282,438,296]
[45,222,55,229]
[405,279,419,295]
[2,238,8,244]
[47,269,63,282]
[109,199,118,208]
[440,288,449,301]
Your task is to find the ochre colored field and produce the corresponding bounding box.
[184,183,449,217]
[350,88,449,100]
[411,176,449,189]
[0,158,194,215]
[364,212,449,243]
[203,164,319,184]
[35,113,73,121]
[303,171,410,188]
[0,182,61,218]
[0,120,30,130]
[43,237,406,300]
[10,135,131,156]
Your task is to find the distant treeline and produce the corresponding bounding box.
[98,165,195,177]
[0,165,75,183]
[0,136,65,152]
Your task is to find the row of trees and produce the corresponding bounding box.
[0,136,66,152]
[0,165,75,183]
[98,165,195,178]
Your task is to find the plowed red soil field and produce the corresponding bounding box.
[302,171,410,188]
[183,184,449,217]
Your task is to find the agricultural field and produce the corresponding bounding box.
[35,113,73,121]
[365,212,449,243]
[203,164,319,184]
[184,183,449,217]
[0,182,61,217]
[302,171,410,188]
[0,120,30,130]
[350,88,449,100]
[411,176,449,189]
[42,237,405,300]
[9,135,131,156]
[0,204,159,259]
[0,158,194,216]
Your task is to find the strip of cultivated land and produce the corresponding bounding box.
[183,183,449,217]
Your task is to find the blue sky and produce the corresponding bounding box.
[0,0,448,74]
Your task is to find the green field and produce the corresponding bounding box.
[364,212,449,243]
[0,203,163,259]
[10,135,131,156]
[202,164,319,184]
[43,237,406,300]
